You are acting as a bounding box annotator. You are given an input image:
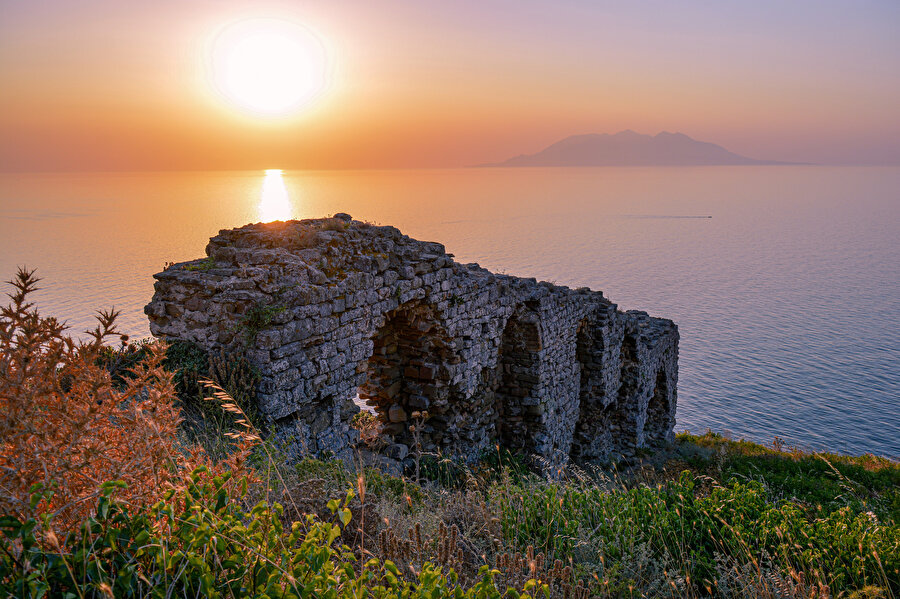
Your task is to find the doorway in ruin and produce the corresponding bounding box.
[643,369,670,446]
[575,320,603,406]
[357,301,457,455]
[609,332,640,452]
[493,308,544,455]
[570,320,613,460]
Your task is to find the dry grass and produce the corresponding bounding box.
[321,217,349,232]
[0,268,254,530]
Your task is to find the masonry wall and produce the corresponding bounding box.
[145,215,679,466]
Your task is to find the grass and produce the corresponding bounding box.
[674,431,900,524]
[9,430,896,597]
[199,431,900,598]
[183,256,217,271]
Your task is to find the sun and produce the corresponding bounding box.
[210,18,328,116]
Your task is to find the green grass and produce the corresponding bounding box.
[495,470,898,596]
[4,434,899,598]
[184,256,217,271]
[675,431,900,524]
[5,399,899,598]
[1,472,533,599]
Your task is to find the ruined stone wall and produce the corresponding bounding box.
[145,215,679,466]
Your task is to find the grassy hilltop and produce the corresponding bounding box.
[2,269,898,598]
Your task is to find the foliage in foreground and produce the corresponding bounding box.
[3,453,897,599]
[0,269,188,529]
[0,470,540,599]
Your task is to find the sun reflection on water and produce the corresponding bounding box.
[258,169,292,222]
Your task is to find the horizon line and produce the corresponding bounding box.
[9,162,900,174]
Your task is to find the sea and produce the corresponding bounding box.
[1,166,898,457]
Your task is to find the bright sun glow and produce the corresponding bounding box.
[258,169,293,222]
[211,18,327,116]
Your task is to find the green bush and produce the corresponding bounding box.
[1,470,544,599]
[102,339,263,456]
[495,471,900,595]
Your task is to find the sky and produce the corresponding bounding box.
[1,0,899,171]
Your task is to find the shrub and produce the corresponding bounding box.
[163,338,209,400]
[175,343,263,458]
[100,336,264,458]
[0,471,544,598]
[322,217,348,232]
[0,269,184,529]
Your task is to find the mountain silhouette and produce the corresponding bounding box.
[482,130,792,166]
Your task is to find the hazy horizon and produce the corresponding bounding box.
[2,0,899,171]
[4,130,900,173]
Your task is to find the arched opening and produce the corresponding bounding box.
[357,302,455,455]
[570,319,612,461]
[643,369,670,445]
[576,320,593,402]
[494,309,543,455]
[609,333,640,451]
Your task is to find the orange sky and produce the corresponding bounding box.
[1,0,899,170]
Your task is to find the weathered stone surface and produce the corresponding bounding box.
[388,404,408,423]
[385,443,409,460]
[145,216,679,466]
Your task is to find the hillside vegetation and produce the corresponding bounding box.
[2,269,897,598]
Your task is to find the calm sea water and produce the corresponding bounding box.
[1,167,898,457]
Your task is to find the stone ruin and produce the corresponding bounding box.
[145,215,679,467]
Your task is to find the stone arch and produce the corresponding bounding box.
[609,332,641,452]
[357,301,456,455]
[493,308,544,455]
[576,318,614,410]
[643,369,670,445]
[570,319,612,461]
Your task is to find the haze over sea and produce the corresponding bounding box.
[1,166,898,457]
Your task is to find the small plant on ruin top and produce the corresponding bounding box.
[322,217,348,232]
[184,256,216,272]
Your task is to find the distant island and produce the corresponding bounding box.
[481,130,796,167]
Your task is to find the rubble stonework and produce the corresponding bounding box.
[145,215,679,465]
